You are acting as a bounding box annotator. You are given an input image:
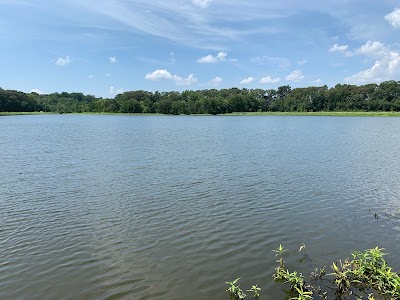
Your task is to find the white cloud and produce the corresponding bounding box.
[192,0,212,8]
[329,44,349,53]
[285,70,304,82]
[329,44,353,56]
[314,79,323,83]
[145,69,173,80]
[197,55,217,63]
[109,86,124,95]
[217,51,227,60]
[345,41,400,83]
[173,74,198,86]
[356,40,386,57]
[345,62,383,83]
[197,51,227,63]
[145,69,197,86]
[208,76,223,86]
[55,56,71,66]
[250,56,291,69]
[259,76,281,84]
[31,88,45,94]
[385,8,400,29]
[298,59,307,66]
[109,56,118,63]
[240,77,254,84]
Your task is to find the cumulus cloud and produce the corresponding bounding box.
[197,55,217,63]
[174,74,198,86]
[145,69,197,86]
[192,0,212,8]
[345,41,400,84]
[240,77,254,85]
[55,56,71,66]
[259,76,281,84]
[109,56,118,63]
[145,69,173,80]
[329,44,353,56]
[285,70,304,82]
[217,52,227,60]
[208,76,223,86]
[109,86,124,95]
[314,79,323,83]
[345,62,383,83]
[250,56,291,69]
[31,88,45,94]
[385,8,400,28]
[197,51,227,63]
[355,41,386,57]
[329,44,349,53]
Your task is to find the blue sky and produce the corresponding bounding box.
[1,0,400,98]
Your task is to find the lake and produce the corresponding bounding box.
[1,114,399,300]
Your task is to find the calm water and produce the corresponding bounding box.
[1,114,400,300]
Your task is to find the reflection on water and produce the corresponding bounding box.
[1,115,399,299]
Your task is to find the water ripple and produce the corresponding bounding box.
[1,115,400,299]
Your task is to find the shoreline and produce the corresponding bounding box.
[2,111,400,117]
[222,111,400,117]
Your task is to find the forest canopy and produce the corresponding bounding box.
[1,81,400,114]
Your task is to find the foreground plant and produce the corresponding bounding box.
[226,278,246,300]
[272,244,313,300]
[246,285,261,300]
[225,245,400,299]
[347,247,400,298]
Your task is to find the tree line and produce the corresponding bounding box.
[1,81,400,114]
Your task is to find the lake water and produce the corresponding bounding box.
[1,114,400,300]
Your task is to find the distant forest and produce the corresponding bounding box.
[1,81,400,114]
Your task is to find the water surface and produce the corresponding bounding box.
[1,114,400,299]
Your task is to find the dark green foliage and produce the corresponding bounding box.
[0,89,42,112]
[2,80,400,114]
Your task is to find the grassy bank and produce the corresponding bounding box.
[224,111,400,117]
[0,112,53,116]
[2,111,400,117]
